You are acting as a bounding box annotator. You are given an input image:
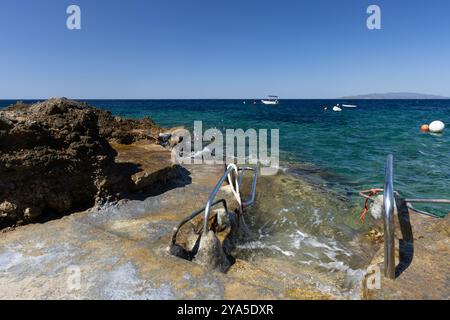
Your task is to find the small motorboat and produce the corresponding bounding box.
[342,104,357,108]
[333,105,342,112]
[261,95,279,105]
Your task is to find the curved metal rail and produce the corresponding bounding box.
[203,165,257,235]
[171,199,229,246]
[239,167,258,208]
[170,164,258,258]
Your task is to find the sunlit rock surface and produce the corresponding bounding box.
[363,213,450,300]
[0,160,324,299]
[0,139,448,299]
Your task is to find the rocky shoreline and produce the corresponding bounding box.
[0,98,170,230]
[0,98,448,299]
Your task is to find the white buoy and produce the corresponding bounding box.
[429,120,445,133]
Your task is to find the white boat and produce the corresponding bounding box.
[342,104,357,108]
[333,106,342,112]
[261,96,279,105]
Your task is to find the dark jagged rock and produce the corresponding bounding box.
[0,98,120,229]
[93,109,161,144]
[0,98,163,229]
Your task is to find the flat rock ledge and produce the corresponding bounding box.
[362,211,449,300]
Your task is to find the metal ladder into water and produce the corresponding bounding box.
[170,156,449,278]
[170,164,258,265]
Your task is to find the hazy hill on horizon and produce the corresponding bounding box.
[340,92,449,100]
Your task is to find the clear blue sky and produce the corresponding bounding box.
[1,0,449,99]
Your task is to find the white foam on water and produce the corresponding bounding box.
[311,208,323,226]
[270,245,295,257]
[177,145,212,162]
[236,241,295,257]
[317,258,367,299]
[289,229,350,256]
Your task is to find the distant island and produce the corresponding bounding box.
[340,92,449,100]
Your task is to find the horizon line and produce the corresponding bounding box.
[1,97,449,101]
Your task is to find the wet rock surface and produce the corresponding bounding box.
[0,153,447,299]
[0,163,318,299]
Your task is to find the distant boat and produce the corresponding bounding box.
[332,103,356,111]
[261,96,279,105]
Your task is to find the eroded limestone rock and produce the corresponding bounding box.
[0,98,118,228]
[0,98,166,229]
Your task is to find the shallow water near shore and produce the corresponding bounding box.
[235,171,376,298]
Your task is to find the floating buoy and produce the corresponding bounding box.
[429,120,445,133]
[420,124,429,132]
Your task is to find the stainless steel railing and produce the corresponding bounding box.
[383,155,396,279]
[405,199,450,218]
[238,167,258,208]
[170,164,258,259]
[203,165,257,235]
[171,199,229,247]
[383,154,448,280]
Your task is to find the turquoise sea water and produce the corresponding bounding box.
[1,99,449,215]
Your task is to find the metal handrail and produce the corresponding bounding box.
[405,199,450,204]
[203,165,258,235]
[240,167,258,208]
[171,199,229,246]
[383,155,449,279]
[383,154,396,279]
[170,164,258,256]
